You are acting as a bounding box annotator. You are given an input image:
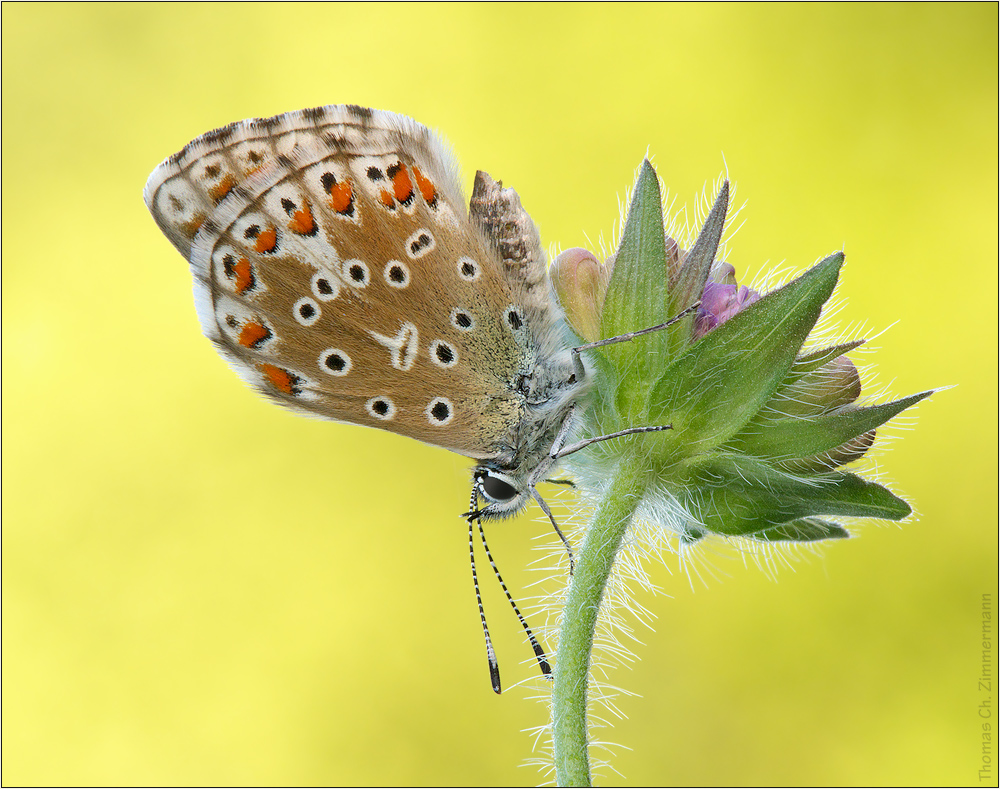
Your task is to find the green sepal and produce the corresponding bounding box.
[728,390,933,461]
[688,453,911,537]
[599,161,669,362]
[777,430,875,474]
[752,517,851,543]
[647,253,844,454]
[667,182,729,352]
[792,340,867,373]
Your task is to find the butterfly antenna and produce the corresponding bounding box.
[531,488,575,575]
[468,500,502,694]
[476,516,553,681]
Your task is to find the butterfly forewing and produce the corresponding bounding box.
[145,106,533,459]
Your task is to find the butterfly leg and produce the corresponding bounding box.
[555,303,703,460]
[553,424,673,460]
[520,418,576,573]
[546,402,673,461]
[530,488,575,575]
[570,300,701,356]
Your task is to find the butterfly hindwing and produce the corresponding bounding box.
[145,106,536,459]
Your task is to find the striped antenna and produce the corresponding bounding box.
[476,516,552,680]
[467,505,501,694]
[467,485,552,693]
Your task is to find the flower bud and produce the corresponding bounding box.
[767,354,862,418]
[551,247,611,342]
[693,279,761,338]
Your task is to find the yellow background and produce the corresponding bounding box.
[3,4,996,786]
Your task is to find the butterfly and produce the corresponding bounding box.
[144,105,683,691]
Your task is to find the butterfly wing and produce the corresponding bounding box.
[144,105,537,459]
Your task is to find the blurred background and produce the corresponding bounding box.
[3,4,996,785]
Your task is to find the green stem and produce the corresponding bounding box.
[552,459,647,786]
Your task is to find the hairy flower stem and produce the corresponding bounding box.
[553,458,647,786]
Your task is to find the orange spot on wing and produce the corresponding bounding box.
[413,167,437,205]
[208,174,236,203]
[230,256,254,293]
[238,320,270,348]
[392,167,414,202]
[379,189,395,208]
[288,203,316,235]
[329,180,353,213]
[180,213,206,238]
[254,227,278,253]
[259,363,296,394]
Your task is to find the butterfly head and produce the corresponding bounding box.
[469,466,530,520]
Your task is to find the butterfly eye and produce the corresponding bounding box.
[480,472,518,503]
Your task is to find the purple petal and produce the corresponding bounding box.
[694,280,760,338]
